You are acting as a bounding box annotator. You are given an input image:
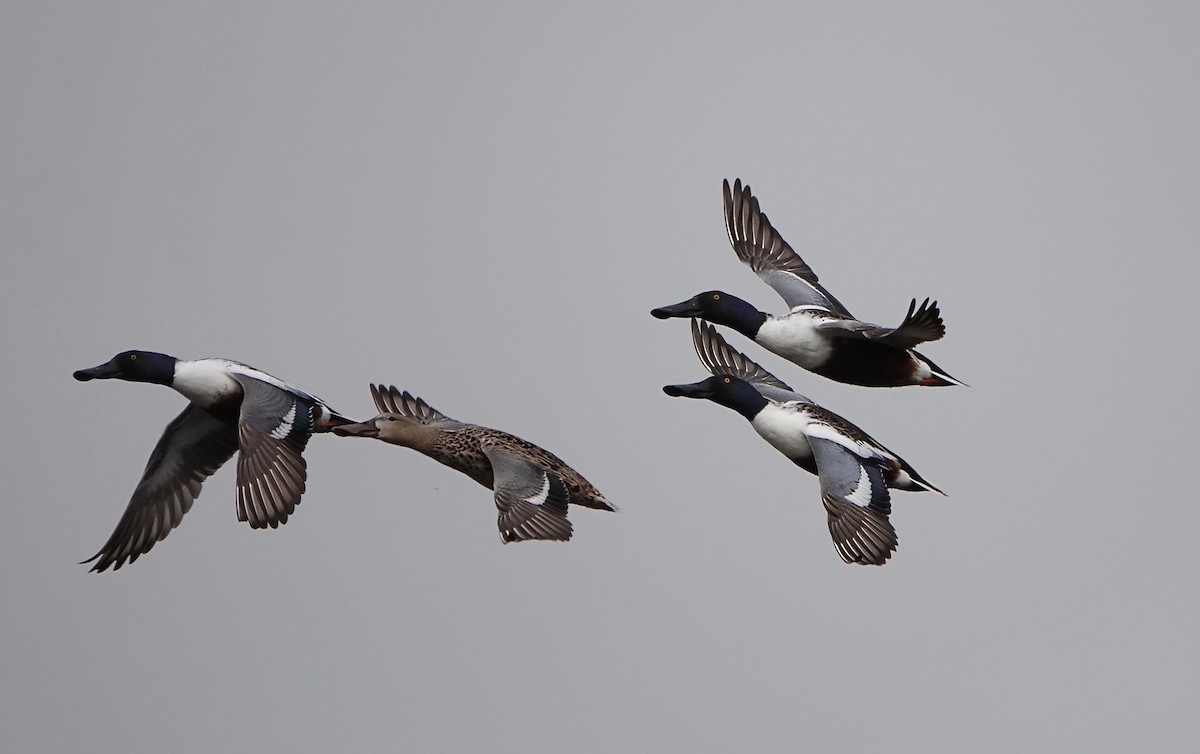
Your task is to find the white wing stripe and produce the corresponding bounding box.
[226,362,323,403]
[527,475,550,506]
[805,423,885,460]
[270,403,297,440]
[844,464,874,508]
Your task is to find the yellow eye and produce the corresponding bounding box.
[129,354,137,361]
[712,294,720,300]
[723,376,731,383]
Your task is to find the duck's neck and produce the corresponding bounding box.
[380,415,442,450]
[713,379,770,422]
[708,295,769,340]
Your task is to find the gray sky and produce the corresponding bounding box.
[3,2,1198,752]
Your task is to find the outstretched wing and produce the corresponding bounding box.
[814,298,946,350]
[690,319,812,403]
[482,445,573,543]
[371,384,462,428]
[808,435,897,566]
[83,405,239,572]
[692,318,793,391]
[232,374,316,529]
[724,178,853,316]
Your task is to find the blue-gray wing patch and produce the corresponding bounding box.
[808,435,896,566]
[83,404,239,572]
[482,445,572,543]
[233,375,315,529]
[723,178,854,316]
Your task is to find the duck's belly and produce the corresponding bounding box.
[815,339,918,387]
[756,315,831,369]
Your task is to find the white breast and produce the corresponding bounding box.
[755,311,832,368]
[750,402,814,460]
[171,359,241,407]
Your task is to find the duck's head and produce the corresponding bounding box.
[333,384,434,446]
[74,350,176,385]
[662,374,768,421]
[651,291,767,337]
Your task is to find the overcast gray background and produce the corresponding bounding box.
[3,2,1197,752]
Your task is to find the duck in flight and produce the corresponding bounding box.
[652,179,964,388]
[664,320,946,565]
[333,384,615,543]
[74,350,352,571]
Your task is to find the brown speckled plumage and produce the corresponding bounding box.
[417,425,611,510]
[366,385,612,511]
[334,385,613,543]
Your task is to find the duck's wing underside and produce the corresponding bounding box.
[482,445,573,543]
[808,435,897,566]
[724,178,853,316]
[83,404,238,572]
[233,374,316,529]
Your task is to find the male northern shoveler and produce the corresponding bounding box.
[664,321,945,565]
[652,179,964,387]
[74,350,352,571]
[334,384,614,542]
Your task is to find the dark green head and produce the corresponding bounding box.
[651,291,767,338]
[662,373,769,421]
[74,350,177,386]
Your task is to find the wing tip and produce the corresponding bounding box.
[79,551,109,573]
[826,496,899,566]
[80,548,130,573]
[497,496,575,543]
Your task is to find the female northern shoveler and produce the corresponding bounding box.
[334,384,614,543]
